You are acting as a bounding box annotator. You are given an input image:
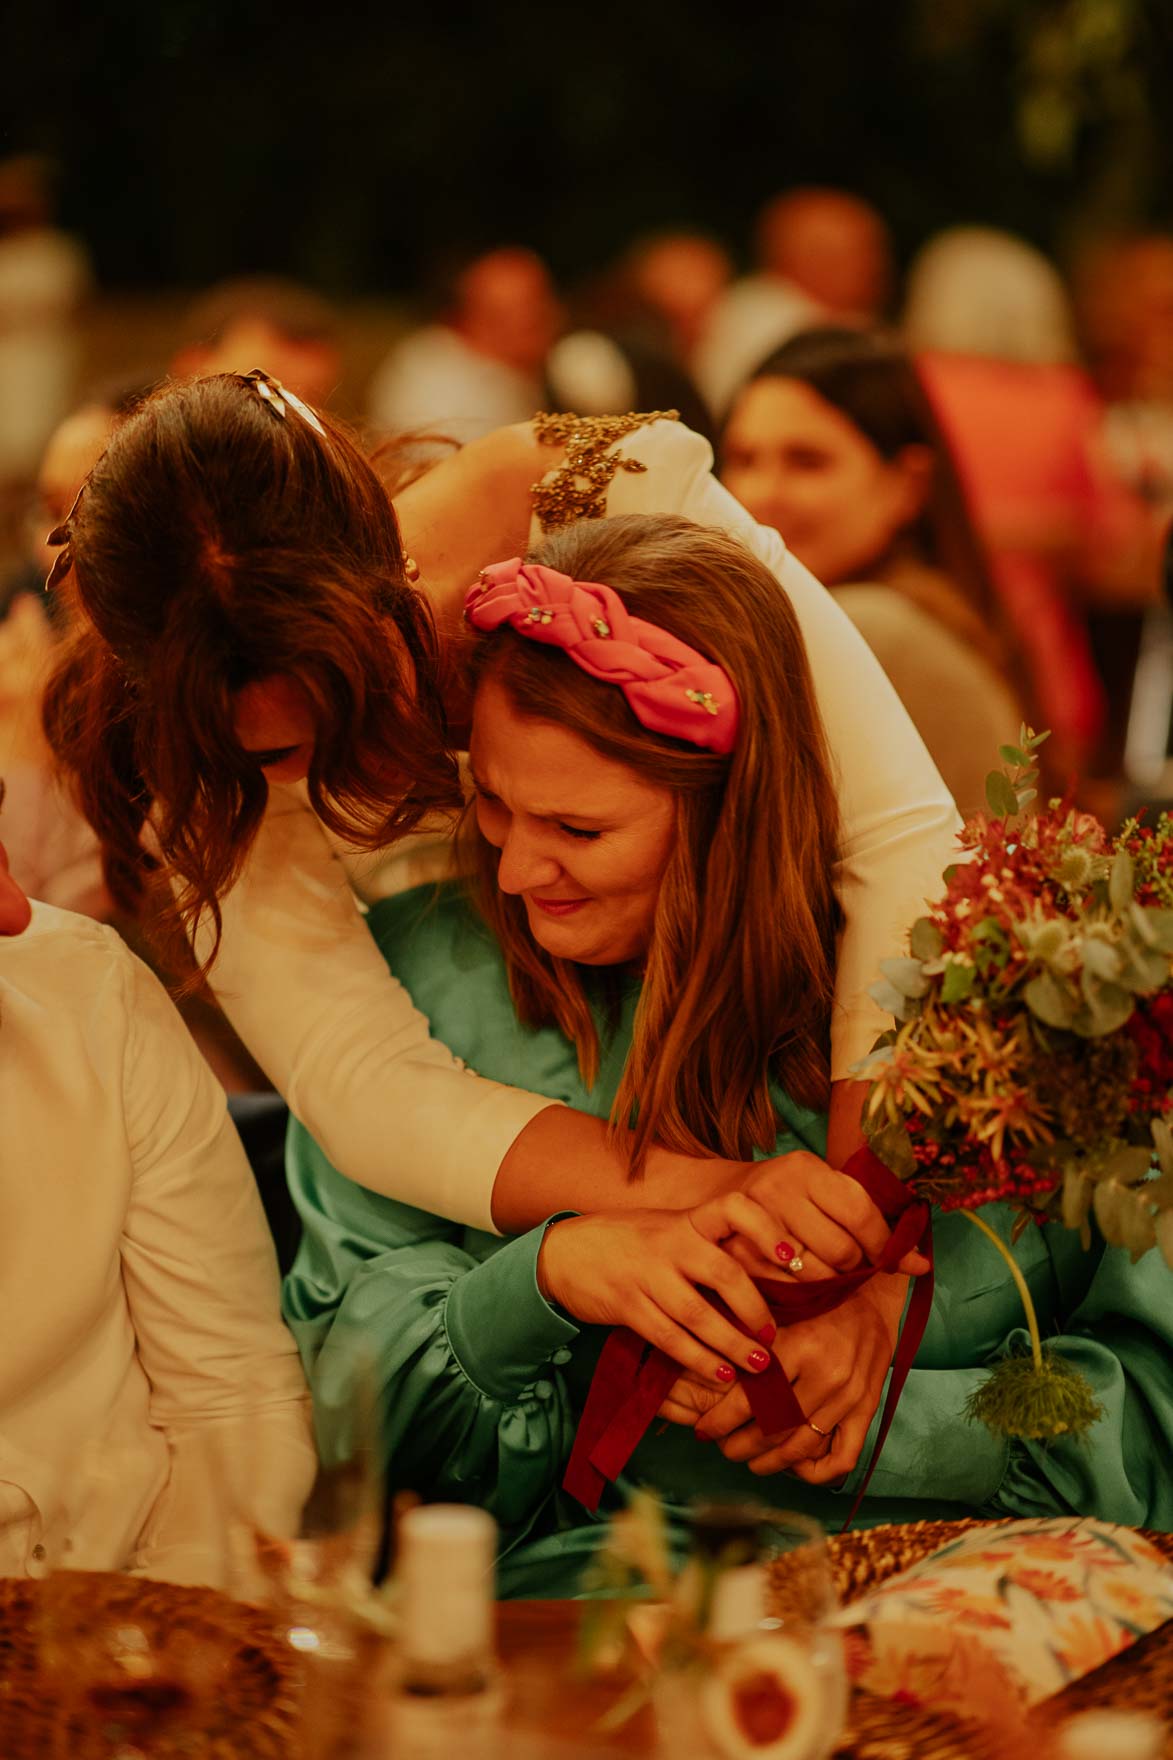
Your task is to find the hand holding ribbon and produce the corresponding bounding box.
[562,1145,934,1528]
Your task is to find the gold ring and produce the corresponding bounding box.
[808,1420,832,1438]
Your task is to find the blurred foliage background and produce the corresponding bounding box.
[6,0,1172,297]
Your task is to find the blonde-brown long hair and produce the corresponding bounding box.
[465,513,842,1170]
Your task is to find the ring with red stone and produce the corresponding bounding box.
[774,1240,805,1274]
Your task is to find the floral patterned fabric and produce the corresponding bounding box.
[834,1516,1173,1717]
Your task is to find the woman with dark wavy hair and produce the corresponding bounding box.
[42,371,954,1440]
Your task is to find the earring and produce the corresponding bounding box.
[404,556,421,582]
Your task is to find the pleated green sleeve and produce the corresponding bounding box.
[836,1201,1173,1530]
[283,1125,582,1527]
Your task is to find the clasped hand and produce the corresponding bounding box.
[536,1149,922,1431]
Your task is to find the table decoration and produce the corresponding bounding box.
[579,1496,847,1760]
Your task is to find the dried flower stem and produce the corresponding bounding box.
[959,1209,1044,1372]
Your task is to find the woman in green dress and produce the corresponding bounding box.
[284,513,1173,1595]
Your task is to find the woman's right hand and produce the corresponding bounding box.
[729,1151,929,1280]
[537,1201,792,1387]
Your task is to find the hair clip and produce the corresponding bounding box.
[238,367,327,438]
[43,481,86,594]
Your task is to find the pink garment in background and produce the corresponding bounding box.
[916,352,1150,763]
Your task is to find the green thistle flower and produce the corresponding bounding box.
[1057,846,1095,891]
[964,1348,1104,1439]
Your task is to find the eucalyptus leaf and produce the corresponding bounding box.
[879,956,932,999]
[1015,789,1037,809]
[1143,909,1173,954]
[1024,970,1078,1029]
[1081,938,1123,983]
[1093,1179,1127,1243]
[999,745,1029,767]
[869,977,912,1021]
[986,770,1019,818]
[1109,851,1134,913]
[940,960,976,1004]
[1074,980,1134,1037]
[1062,1166,1092,1233]
[1146,1168,1173,1208]
[910,917,944,962]
[1132,905,1173,954]
[1104,1145,1157,1185]
[1116,943,1169,992]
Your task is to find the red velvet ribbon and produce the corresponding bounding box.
[562,1145,934,1529]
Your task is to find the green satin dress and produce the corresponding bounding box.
[282,883,1173,1596]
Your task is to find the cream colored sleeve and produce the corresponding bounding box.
[116,944,317,1584]
[562,418,963,1074]
[191,786,557,1233]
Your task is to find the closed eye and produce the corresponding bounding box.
[559,823,602,841]
[248,745,300,769]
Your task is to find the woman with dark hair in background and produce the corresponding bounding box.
[721,325,1025,818]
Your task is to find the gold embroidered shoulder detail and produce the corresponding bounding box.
[530,410,679,532]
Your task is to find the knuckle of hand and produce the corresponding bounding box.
[678,1294,711,1330]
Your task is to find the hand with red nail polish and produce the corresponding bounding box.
[536,1203,781,1390]
[719,1149,928,1280]
[746,1348,771,1372]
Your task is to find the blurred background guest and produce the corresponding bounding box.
[0,155,92,567]
[720,325,1023,819]
[171,275,342,408]
[542,228,727,440]
[694,186,893,419]
[367,245,564,441]
[903,225,1163,792]
[1075,231,1173,519]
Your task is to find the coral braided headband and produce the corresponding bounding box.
[464,559,740,755]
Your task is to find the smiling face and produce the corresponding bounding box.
[720,376,925,585]
[469,675,677,967]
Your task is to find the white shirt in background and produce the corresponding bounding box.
[0,903,315,1584]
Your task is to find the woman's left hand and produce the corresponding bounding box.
[658,1273,909,1483]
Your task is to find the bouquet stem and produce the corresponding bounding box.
[958,1209,1043,1372]
[956,1209,1103,1437]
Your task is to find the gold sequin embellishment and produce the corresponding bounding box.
[530,410,679,532]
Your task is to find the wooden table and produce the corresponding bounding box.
[497,1601,655,1754]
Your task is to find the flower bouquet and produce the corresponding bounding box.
[857,730,1173,1439]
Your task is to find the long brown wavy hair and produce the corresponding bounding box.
[464,513,842,1168]
[42,374,461,963]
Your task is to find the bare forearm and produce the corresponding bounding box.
[826,1078,867,1169]
[491,1075,870,1234]
[490,1106,744,1234]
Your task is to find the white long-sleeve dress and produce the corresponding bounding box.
[194,417,961,1232]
